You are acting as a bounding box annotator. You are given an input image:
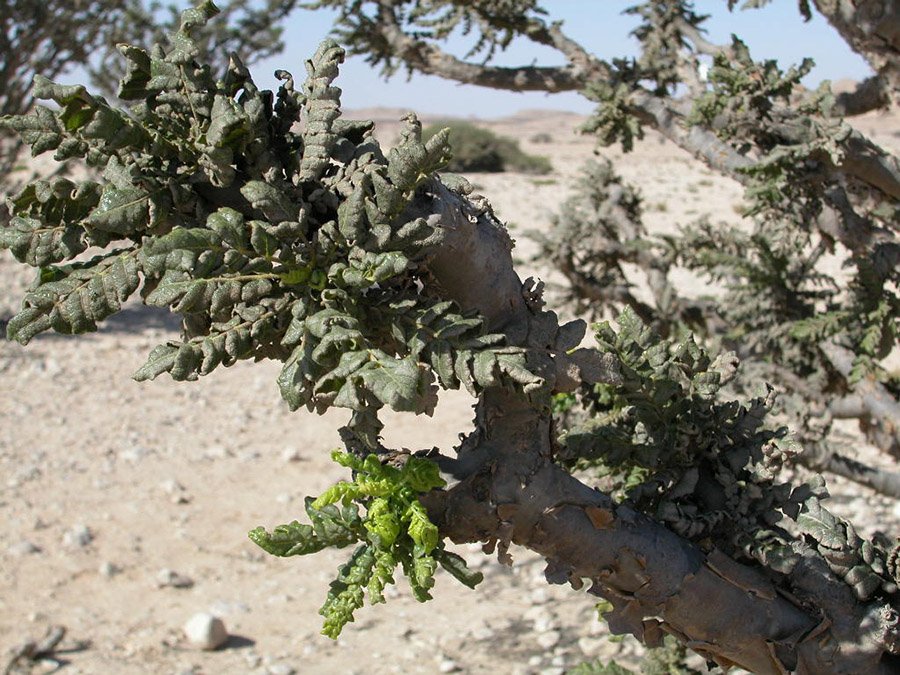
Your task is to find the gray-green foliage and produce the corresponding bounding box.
[422,121,551,174]
[86,0,304,98]
[555,308,899,600]
[531,159,658,325]
[0,0,304,190]
[306,0,548,79]
[0,2,539,436]
[625,1,706,93]
[0,2,523,633]
[5,0,900,663]
[580,59,644,153]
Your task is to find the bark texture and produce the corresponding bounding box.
[813,0,900,106]
[409,180,900,674]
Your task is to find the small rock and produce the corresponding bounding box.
[588,621,608,637]
[536,631,560,650]
[119,446,152,463]
[98,561,121,578]
[530,587,549,604]
[280,448,303,463]
[159,479,181,493]
[539,668,564,675]
[8,465,40,488]
[470,625,494,641]
[438,658,460,673]
[528,656,543,667]
[527,607,556,633]
[275,493,293,504]
[891,500,900,520]
[159,479,190,504]
[183,613,228,650]
[492,618,512,632]
[267,664,296,675]
[157,568,195,589]
[8,540,41,556]
[62,524,93,548]
[577,636,606,655]
[203,446,229,460]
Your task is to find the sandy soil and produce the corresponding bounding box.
[1,107,898,675]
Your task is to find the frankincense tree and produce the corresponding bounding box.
[2,2,900,673]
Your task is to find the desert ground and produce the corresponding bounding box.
[1,106,898,674]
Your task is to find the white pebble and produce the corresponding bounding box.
[62,524,93,548]
[99,561,121,578]
[267,664,296,675]
[536,631,560,650]
[203,446,229,460]
[530,587,549,604]
[7,540,41,556]
[183,613,228,650]
[438,659,460,673]
[281,448,303,462]
[577,636,606,655]
[119,446,152,463]
[157,568,195,589]
[470,625,495,641]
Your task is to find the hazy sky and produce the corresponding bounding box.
[248,1,872,117]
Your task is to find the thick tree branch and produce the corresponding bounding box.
[353,1,898,259]
[832,76,893,116]
[812,0,900,105]
[408,180,899,673]
[373,6,599,92]
[822,341,900,458]
[800,445,900,498]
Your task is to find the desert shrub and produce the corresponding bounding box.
[422,121,552,174]
[3,1,900,672]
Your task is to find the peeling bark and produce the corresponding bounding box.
[410,181,900,673]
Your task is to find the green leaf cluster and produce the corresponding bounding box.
[794,489,898,600]
[580,59,644,153]
[675,219,898,384]
[558,308,802,554]
[687,36,856,228]
[626,1,708,94]
[249,451,483,637]
[1,2,541,430]
[556,308,899,597]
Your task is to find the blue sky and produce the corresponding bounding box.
[248,1,872,117]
